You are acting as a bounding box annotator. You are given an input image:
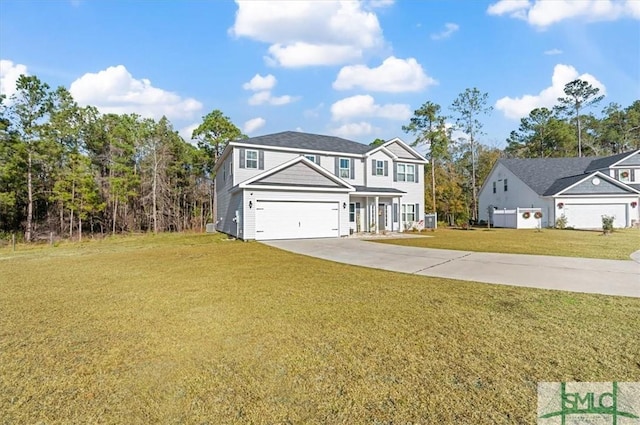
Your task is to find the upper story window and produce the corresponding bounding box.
[339,158,350,178]
[396,163,415,182]
[246,150,258,169]
[305,154,316,163]
[492,182,496,194]
[619,169,631,183]
[504,179,508,192]
[375,160,384,176]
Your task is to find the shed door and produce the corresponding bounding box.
[255,201,339,240]
[563,203,626,229]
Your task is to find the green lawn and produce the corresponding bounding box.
[1,233,638,424]
[375,227,640,260]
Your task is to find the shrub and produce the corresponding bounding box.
[602,215,615,234]
[555,214,568,230]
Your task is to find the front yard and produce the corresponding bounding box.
[375,227,640,260]
[1,233,638,424]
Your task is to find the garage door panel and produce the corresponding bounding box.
[255,201,339,240]
[563,204,626,229]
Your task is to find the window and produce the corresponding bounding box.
[504,179,508,192]
[492,182,496,194]
[402,204,416,223]
[619,169,631,183]
[406,164,415,182]
[246,150,258,169]
[375,160,384,176]
[396,163,415,182]
[339,158,350,178]
[305,154,316,163]
[349,202,360,222]
[397,164,406,181]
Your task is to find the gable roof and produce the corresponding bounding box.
[235,131,372,155]
[237,156,354,191]
[548,171,640,196]
[584,150,637,172]
[499,157,597,196]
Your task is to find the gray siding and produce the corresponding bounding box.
[564,177,629,194]
[386,141,417,159]
[254,162,342,187]
[617,152,640,166]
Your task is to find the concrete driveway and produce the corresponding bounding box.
[263,238,640,298]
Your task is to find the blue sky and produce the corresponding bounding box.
[1,0,639,148]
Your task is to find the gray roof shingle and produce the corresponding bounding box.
[584,151,635,172]
[236,131,372,154]
[499,157,598,195]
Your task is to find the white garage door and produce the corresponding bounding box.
[255,201,339,240]
[563,204,627,229]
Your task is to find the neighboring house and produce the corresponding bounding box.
[479,150,640,229]
[213,131,427,240]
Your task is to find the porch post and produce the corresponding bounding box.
[375,196,379,234]
[365,196,369,233]
[398,196,403,232]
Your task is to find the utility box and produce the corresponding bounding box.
[205,223,216,233]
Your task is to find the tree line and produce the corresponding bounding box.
[0,75,243,242]
[402,81,640,226]
[2,74,638,241]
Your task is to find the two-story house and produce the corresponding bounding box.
[478,149,640,229]
[213,131,427,240]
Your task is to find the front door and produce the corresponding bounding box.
[378,204,386,231]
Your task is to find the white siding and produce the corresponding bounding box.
[393,163,425,228]
[242,189,350,240]
[479,163,553,227]
[366,151,393,188]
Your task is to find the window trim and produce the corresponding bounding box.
[245,149,258,169]
[375,160,384,176]
[339,157,350,179]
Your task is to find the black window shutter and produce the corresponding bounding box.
[350,159,355,179]
[334,157,339,176]
[393,163,397,182]
[384,161,388,176]
[371,159,376,175]
[415,203,420,219]
[415,165,419,183]
[239,149,245,168]
[315,156,320,165]
[258,150,264,170]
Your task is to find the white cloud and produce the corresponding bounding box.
[242,73,297,105]
[487,0,639,28]
[430,22,459,40]
[242,73,276,91]
[230,1,384,67]
[333,56,436,93]
[367,0,394,7]
[495,64,606,119]
[0,59,29,99]
[330,121,379,139]
[331,95,411,121]
[544,48,563,55]
[243,117,266,134]
[69,65,202,121]
[179,123,200,145]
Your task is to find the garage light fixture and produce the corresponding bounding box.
[343,202,347,209]
[249,201,253,209]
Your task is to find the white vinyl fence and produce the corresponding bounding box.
[491,208,543,229]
